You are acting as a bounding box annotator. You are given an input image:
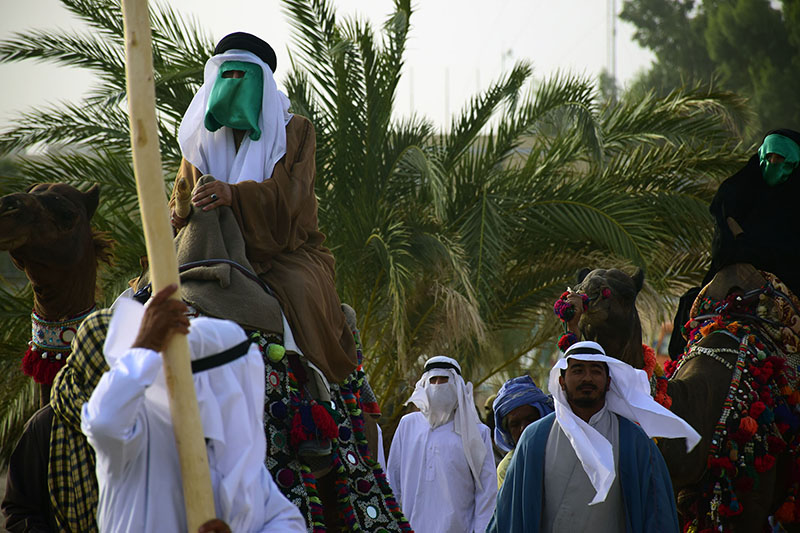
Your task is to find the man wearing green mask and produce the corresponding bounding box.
[204,60,265,142]
[758,133,800,186]
[706,129,800,292]
[668,128,800,358]
[169,32,358,396]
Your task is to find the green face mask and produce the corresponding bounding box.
[758,134,800,187]
[204,61,264,140]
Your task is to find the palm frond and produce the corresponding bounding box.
[441,61,532,171]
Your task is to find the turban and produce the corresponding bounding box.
[492,376,553,453]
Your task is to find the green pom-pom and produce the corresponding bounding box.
[757,350,766,360]
[268,343,286,362]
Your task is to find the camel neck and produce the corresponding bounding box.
[24,256,97,321]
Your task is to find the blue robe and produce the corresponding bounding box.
[486,412,678,533]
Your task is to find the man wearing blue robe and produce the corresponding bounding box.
[487,341,699,533]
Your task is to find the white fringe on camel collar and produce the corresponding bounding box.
[548,341,701,505]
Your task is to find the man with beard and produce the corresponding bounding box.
[488,341,700,533]
[387,356,496,533]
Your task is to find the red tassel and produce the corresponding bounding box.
[290,411,310,447]
[361,401,381,416]
[558,332,578,352]
[754,454,776,473]
[39,361,64,385]
[21,347,66,385]
[21,349,39,378]
[775,501,796,524]
[311,404,339,439]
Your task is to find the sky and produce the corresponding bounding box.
[0,0,655,130]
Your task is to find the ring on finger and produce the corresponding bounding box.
[210,193,218,201]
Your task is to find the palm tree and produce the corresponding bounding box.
[0,0,750,460]
[281,0,751,425]
[0,0,213,458]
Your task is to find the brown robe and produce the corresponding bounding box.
[170,115,357,384]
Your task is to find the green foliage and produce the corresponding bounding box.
[0,0,212,463]
[621,0,800,139]
[284,0,748,425]
[0,0,750,457]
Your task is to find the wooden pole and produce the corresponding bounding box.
[120,1,215,530]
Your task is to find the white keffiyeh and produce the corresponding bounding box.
[407,355,488,490]
[178,49,292,184]
[549,341,700,504]
[103,298,273,531]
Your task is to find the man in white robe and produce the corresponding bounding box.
[487,341,701,533]
[387,356,496,533]
[81,285,306,532]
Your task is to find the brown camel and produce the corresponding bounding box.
[0,183,112,405]
[152,183,411,532]
[571,266,800,532]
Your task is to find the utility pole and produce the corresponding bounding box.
[409,67,414,115]
[501,48,512,73]
[607,0,618,100]
[444,67,450,126]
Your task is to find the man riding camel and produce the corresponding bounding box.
[169,32,357,455]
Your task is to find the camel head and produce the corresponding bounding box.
[573,267,645,368]
[0,183,101,265]
[0,183,112,318]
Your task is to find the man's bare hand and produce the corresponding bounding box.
[132,284,189,352]
[192,180,232,211]
[197,519,231,533]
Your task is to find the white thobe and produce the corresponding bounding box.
[81,348,305,533]
[377,423,387,471]
[387,411,497,533]
[542,406,625,533]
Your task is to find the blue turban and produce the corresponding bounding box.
[492,375,553,452]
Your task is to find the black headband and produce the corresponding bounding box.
[191,339,252,373]
[214,32,277,73]
[564,345,605,358]
[424,361,461,375]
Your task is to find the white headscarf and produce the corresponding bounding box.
[178,49,293,184]
[549,341,700,505]
[104,298,272,532]
[407,355,488,490]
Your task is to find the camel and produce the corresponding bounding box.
[0,183,112,405]
[144,180,411,532]
[2,179,407,531]
[569,266,800,532]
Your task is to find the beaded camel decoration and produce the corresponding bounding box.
[557,265,800,532]
[0,183,112,406]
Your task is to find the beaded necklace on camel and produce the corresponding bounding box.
[668,283,800,533]
[22,305,96,385]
